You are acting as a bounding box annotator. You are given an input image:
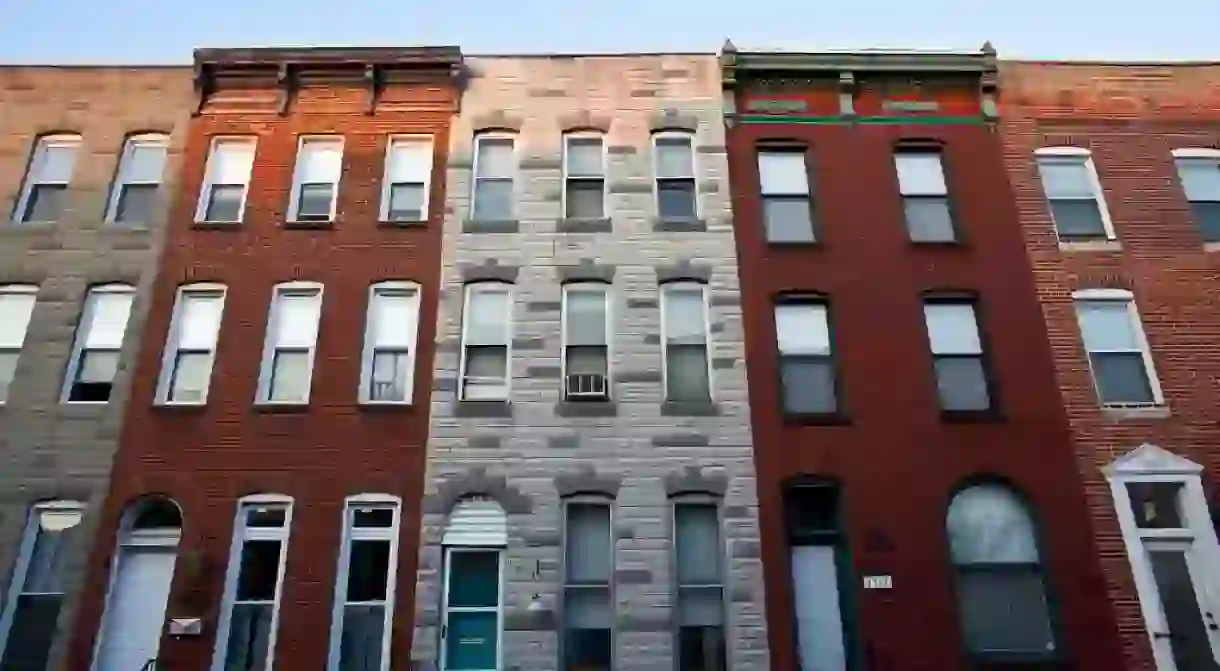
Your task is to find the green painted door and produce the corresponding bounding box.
[443,550,500,671]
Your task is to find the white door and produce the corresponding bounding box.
[95,547,176,671]
[791,545,847,671]
[1143,540,1220,671]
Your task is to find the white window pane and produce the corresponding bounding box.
[274,292,321,347]
[655,137,694,179]
[1037,158,1094,199]
[565,290,606,346]
[84,291,134,349]
[925,304,982,354]
[1076,301,1140,351]
[387,139,432,183]
[465,290,511,345]
[123,142,167,183]
[297,140,342,183]
[896,153,947,195]
[566,138,603,177]
[36,143,79,183]
[947,485,1039,564]
[1176,159,1220,201]
[0,292,37,348]
[209,140,255,184]
[664,289,706,343]
[179,294,223,350]
[759,152,809,195]
[372,291,417,347]
[775,304,830,354]
[476,139,514,178]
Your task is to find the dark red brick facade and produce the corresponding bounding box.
[64,48,461,671]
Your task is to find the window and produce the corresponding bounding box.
[196,137,256,223]
[1035,147,1113,240]
[562,502,612,671]
[0,501,84,671]
[380,136,432,222]
[0,286,37,403]
[758,149,814,242]
[14,134,79,223]
[775,299,837,415]
[289,137,343,222]
[327,496,400,671]
[471,134,515,221]
[107,134,168,224]
[158,284,225,404]
[786,482,850,671]
[947,484,1054,659]
[1172,148,1220,242]
[654,132,697,220]
[63,284,135,403]
[1074,290,1162,406]
[661,282,711,402]
[459,282,513,401]
[923,300,991,412]
[214,497,292,671]
[674,503,726,671]
[562,283,610,401]
[258,283,323,404]
[360,282,420,404]
[563,133,606,219]
[896,151,954,242]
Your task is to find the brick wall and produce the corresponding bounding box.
[0,66,192,670]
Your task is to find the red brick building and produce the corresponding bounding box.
[1002,61,1220,671]
[721,45,1125,669]
[63,47,462,671]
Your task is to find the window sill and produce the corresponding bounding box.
[284,218,335,229]
[153,401,208,413]
[252,402,311,414]
[462,219,519,233]
[941,408,1004,423]
[453,400,513,417]
[556,217,612,233]
[555,400,617,417]
[1102,404,1171,420]
[660,401,720,417]
[191,220,241,230]
[765,238,821,247]
[783,411,850,425]
[359,400,417,412]
[103,221,153,232]
[378,218,428,228]
[1203,241,1220,252]
[1058,238,1121,252]
[1,220,57,230]
[908,238,964,248]
[651,217,707,232]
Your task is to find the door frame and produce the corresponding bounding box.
[91,526,181,671]
[1106,443,1220,669]
[439,547,504,671]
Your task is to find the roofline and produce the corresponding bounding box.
[721,46,996,78]
[1004,58,1220,66]
[193,45,462,68]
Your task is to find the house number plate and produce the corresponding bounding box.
[862,575,893,590]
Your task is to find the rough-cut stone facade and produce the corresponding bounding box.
[412,55,768,671]
[0,66,192,670]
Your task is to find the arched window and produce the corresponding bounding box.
[947,483,1055,658]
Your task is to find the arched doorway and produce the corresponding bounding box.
[440,498,506,671]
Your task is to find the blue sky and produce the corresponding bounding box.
[1,0,1217,63]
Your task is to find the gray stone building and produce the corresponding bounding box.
[412,55,768,671]
[0,66,192,670]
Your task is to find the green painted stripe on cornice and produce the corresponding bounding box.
[738,114,988,125]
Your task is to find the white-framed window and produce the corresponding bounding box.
[1073,288,1163,406]
[196,137,256,223]
[360,281,420,404]
[14,134,80,223]
[107,133,169,224]
[62,284,135,403]
[561,500,613,671]
[673,501,726,671]
[924,300,991,412]
[561,283,611,401]
[380,136,433,222]
[213,495,293,671]
[470,133,516,221]
[1035,146,1114,240]
[157,283,225,405]
[1172,148,1220,243]
[562,133,606,219]
[327,495,401,671]
[0,285,37,403]
[289,136,343,222]
[257,282,323,404]
[896,150,955,242]
[758,148,814,242]
[653,132,698,220]
[459,282,513,401]
[0,501,85,670]
[660,282,711,402]
[774,299,836,414]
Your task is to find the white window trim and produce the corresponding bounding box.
[0,500,86,661]
[457,281,514,402]
[1072,288,1165,406]
[105,133,169,224]
[560,132,608,219]
[1171,148,1220,160]
[326,494,401,671]
[61,283,135,404]
[658,281,714,403]
[256,281,324,405]
[211,494,293,671]
[156,282,226,405]
[469,132,518,221]
[651,131,701,219]
[559,497,615,670]
[379,135,433,223]
[560,282,612,401]
[194,136,256,223]
[359,280,421,405]
[439,547,505,671]
[1035,146,1117,240]
[288,135,343,223]
[13,134,81,224]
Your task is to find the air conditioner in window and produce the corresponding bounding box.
[565,373,608,400]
